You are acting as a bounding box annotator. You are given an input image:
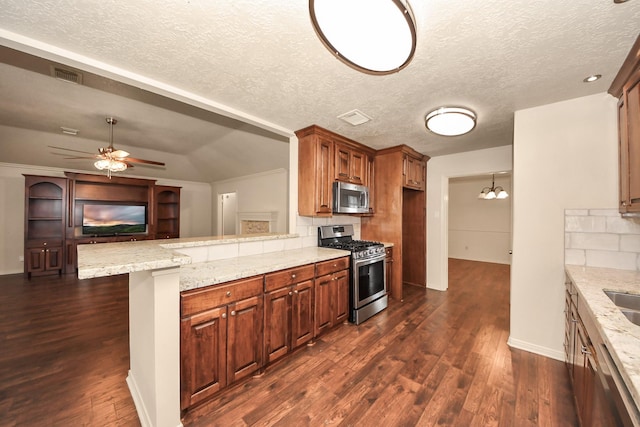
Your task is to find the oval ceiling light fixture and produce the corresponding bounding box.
[309,0,417,75]
[425,107,477,137]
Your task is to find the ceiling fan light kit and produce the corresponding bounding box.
[309,0,417,75]
[425,107,477,137]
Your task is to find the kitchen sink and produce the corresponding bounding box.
[604,290,640,326]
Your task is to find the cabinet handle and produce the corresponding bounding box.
[291,274,296,279]
[41,249,45,253]
[230,310,236,316]
[294,290,299,294]
[289,291,293,296]
[221,313,227,319]
[226,291,232,297]
[581,345,591,355]
[43,242,47,246]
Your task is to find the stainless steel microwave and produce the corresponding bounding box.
[333,181,370,214]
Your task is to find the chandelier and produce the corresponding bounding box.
[309,0,417,75]
[478,174,509,200]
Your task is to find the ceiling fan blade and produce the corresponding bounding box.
[62,156,99,160]
[51,152,101,159]
[126,157,165,166]
[49,145,96,155]
[112,149,130,158]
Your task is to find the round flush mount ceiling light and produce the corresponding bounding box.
[425,107,477,137]
[309,0,417,75]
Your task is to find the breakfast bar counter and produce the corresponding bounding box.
[76,234,348,427]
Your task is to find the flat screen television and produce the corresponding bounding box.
[82,204,147,236]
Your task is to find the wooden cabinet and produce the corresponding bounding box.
[297,128,334,216]
[564,276,635,427]
[154,185,181,239]
[180,276,263,410]
[361,145,428,301]
[296,125,376,217]
[314,257,349,336]
[24,173,182,275]
[403,154,426,191]
[334,142,367,185]
[264,264,315,364]
[24,175,67,277]
[610,35,640,215]
[385,246,394,296]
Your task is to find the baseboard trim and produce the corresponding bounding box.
[507,336,564,362]
[126,371,152,427]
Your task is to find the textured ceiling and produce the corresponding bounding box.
[0,0,639,182]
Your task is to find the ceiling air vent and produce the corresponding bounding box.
[338,109,372,126]
[50,66,83,84]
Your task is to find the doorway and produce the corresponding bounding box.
[218,192,237,236]
[448,173,512,266]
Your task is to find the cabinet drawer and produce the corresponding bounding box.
[181,275,263,317]
[315,257,349,276]
[264,264,315,292]
[25,239,63,248]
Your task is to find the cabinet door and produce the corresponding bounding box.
[626,71,640,209]
[349,150,366,185]
[573,321,593,426]
[332,270,349,325]
[335,144,352,182]
[315,273,333,336]
[26,248,45,273]
[292,280,314,348]
[45,246,63,271]
[180,306,227,410]
[385,247,394,298]
[227,295,263,384]
[265,287,292,364]
[619,96,630,212]
[316,137,334,214]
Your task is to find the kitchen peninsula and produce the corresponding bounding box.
[77,233,349,427]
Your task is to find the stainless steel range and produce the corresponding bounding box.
[318,224,387,324]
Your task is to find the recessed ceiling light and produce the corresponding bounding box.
[583,74,602,83]
[425,107,476,137]
[338,109,372,126]
[60,126,79,135]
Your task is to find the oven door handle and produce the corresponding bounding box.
[353,253,386,267]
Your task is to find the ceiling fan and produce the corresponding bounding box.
[50,117,165,178]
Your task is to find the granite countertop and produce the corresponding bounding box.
[77,234,350,291]
[180,246,350,291]
[565,265,640,409]
[77,240,192,279]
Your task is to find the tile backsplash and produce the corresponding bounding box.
[565,209,640,270]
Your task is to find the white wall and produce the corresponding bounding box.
[211,169,288,235]
[0,162,212,275]
[449,175,512,264]
[510,92,618,360]
[426,145,514,291]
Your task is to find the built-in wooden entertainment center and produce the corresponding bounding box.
[24,172,180,277]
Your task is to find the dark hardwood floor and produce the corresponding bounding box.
[0,259,577,426]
